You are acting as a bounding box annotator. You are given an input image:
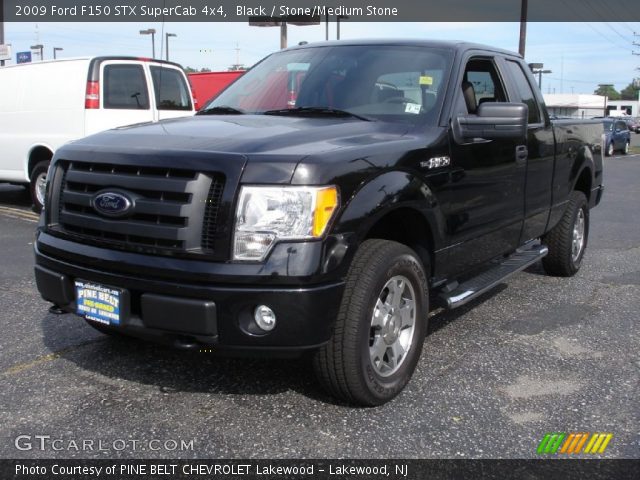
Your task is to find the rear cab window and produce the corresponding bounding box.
[150,66,193,111]
[103,64,150,110]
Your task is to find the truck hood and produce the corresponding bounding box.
[57,114,444,185]
[71,114,412,156]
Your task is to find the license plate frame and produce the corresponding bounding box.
[75,280,126,326]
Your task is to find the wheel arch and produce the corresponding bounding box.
[569,142,596,203]
[27,144,54,179]
[573,166,592,203]
[333,171,446,277]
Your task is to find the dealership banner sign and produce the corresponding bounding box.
[3,0,640,22]
[2,459,640,479]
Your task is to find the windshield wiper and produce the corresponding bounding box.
[263,107,373,121]
[197,105,246,115]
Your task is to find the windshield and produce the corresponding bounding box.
[203,45,453,124]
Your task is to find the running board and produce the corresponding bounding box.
[439,244,548,309]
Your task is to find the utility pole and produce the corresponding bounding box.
[599,84,614,117]
[0,0,5,67]
[325,14,329,41]
[634,34,640,105]
[280,22,287,49]
[518,0,528,57]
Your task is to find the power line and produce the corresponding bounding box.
[584,23,631,50]
[557,0,630,50]
[583,0,633,43]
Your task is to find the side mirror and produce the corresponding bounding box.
[454,102,528,143]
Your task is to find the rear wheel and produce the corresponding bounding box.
[622,141,629,155]
[313,239,429,406]
[29,160,50,213]
[605,142,614,157]
[542,191,589,277]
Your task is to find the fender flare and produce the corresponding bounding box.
[333,170,446,249]
[569,144,595,197]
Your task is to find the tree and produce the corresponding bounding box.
[620,82,640,100]
[183,66,211,73]
[594,84,620,100]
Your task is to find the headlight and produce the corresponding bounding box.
[233,185,339,261]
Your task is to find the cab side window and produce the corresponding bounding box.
[461,58,507,114]
[504,60,542,125]
[150,67,192,111]
[103,64,150,110]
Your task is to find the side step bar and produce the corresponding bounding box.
[439,244,548,309]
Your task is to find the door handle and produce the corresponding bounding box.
[515,145,528,163]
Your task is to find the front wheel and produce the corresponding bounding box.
[622,141,629,155]
[29,160,50,213]
[542,191,589,277]
[313,239,429,406]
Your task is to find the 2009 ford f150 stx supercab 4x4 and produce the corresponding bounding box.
[35,40,604,406]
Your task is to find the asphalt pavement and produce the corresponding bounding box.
[0,144,638,459]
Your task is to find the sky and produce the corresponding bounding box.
[4,21,640,95]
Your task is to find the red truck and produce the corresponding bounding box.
[188,71,244,110]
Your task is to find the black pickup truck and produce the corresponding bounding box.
[35,40,604,406]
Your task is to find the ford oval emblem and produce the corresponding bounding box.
[92,190,134,218]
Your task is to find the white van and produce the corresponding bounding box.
[0,56,195,211]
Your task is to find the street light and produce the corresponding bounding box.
[53,47,63,59]
[165,33,176,61]
[535,69,552,90]
[139,29,156,58]
[30,44,44,61]
[528,63,551,89]
[249,16,319,50]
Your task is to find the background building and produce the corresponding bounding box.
[543,94,606,119]
[605,100,639,117]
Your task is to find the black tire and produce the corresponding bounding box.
[542,191,589,277]
[622,141,629,155]
[29,160,50,213]
[313,239,429,406]
[605,142,614,157]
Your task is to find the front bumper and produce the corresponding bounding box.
[34,238,345,355]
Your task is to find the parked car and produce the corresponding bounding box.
[624,117,640,133]
[188,71,244,110]
[0,57,195,211]
[35,40,604,406]
[603,118,631,156]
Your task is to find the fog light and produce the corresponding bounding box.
[254,305,276,332]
